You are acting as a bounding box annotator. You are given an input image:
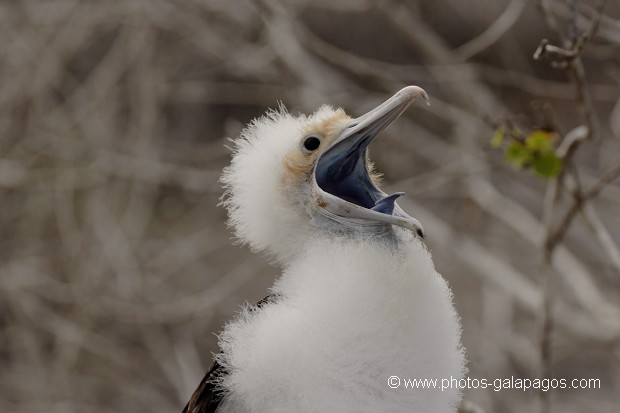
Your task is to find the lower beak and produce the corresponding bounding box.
[313,86,429,238]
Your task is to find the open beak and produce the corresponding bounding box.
[313,86,429,238]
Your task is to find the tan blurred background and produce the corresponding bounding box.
[1,0,619,412]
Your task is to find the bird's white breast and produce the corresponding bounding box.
[216,232,465,413]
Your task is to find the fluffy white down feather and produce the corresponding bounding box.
[215,232,465,413]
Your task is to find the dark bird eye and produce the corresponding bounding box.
[302,136,321,152]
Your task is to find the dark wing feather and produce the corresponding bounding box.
[182,294,279,413]
[182,360,224,413]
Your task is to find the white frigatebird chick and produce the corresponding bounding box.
[183,86,465,413]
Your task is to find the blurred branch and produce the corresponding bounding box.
[454,0,527,61]
[559,171,620,276]
[580,201,620,275]
[532,2,614,412]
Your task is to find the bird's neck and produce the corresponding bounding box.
[274,231,424,310]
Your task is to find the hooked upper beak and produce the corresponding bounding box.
[313,86,429,238]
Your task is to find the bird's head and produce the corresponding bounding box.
[221,86,428,263]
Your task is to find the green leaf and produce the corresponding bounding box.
[491,128,505,148]
[533,151,563,178]
[525,130,555,152]
[504,141,531,169]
